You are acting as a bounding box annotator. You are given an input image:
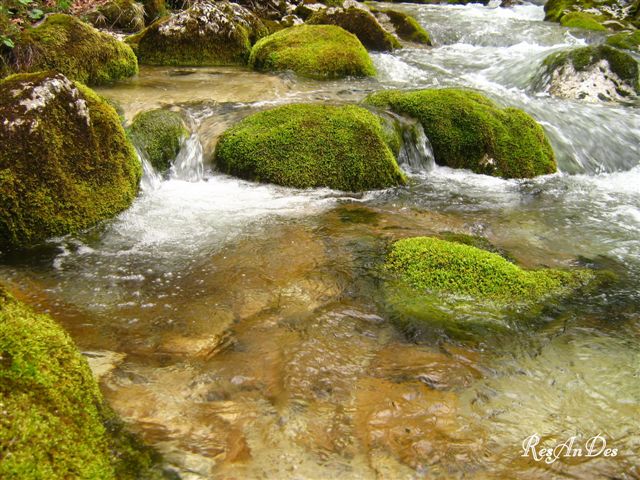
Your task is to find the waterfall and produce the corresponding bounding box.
[138,148,163,193]
[171,134,204,182]
[398,122,436,174]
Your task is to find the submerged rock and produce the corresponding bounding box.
[249,24,375,79]
[129,109,188,172]
[307,5,401,51]
[535,45,640,102]
[365,88,556,179]
[369,7,432,45]
[4,14,138,86]
[0,72,141,249]
[0,286,160,478]
[86,0,146,33]
[214,103,406,191]
[131,0,267,66]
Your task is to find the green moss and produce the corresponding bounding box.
[129,109,188,172]
[141,0,167,25]
[560,11,607,30]
[134,1,266,66]
[0,72,141,249]
[8,14,138,86]
[249,24,375,79]
[86,0,145,33]
[365,88,556,179]
[371,8,431,45]
[0,286,161,479]
[606,30,640,50]
[214,103,406,191]
[307,7,401,51]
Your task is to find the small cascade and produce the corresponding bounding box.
[138,148,163,192]
[397,122,436,174]
[171,134,204,182]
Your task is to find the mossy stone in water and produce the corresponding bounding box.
[129,109,188,172]
[0,72,141,249]
[560,11,607,30]
[307,6,401,51]
[370,7,431,45]
[7,14,138,86]
[0,286,161,479]
[132,0,266,66]
[607,30,640,50]
[365,88,556,179]
[249,24,376,79]
[214,103,406,191]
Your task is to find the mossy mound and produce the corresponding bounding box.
[365,89,556,179]
[370,8,432,45]
[131,0,266,66]
[86,0,146,33]
[307,6,400,51]
[606,30,640,51]
[560,11,607,30]
[0,286,162,479]
[0,72,141,249]
[129,109,188,172]
[249,24,375,79]
[6,14,138,86]
[214,103,406,191]
[536,45,640,101]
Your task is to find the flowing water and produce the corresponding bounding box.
[2,3,640,479]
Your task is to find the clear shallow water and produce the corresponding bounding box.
[2,3,640,479]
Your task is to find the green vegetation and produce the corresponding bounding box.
[365,88,556,179]
[544,0,640,31]
[606,30,640,51]
[0,72,141,249]
[215,103,406,191]
[370,7,431,44]
[86,0,145,33]
[0,286,162,479]
[560,11,606,30]
[5,14,138,85]
[132,1,266,66]
[307,6,401,51]
[129,109,188,172]
[141,0,167,25]
[249,25,376,79]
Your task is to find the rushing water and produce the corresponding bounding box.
[2,3,640,479]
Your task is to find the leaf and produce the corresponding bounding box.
[2,37,15,49]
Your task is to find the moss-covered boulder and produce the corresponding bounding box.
[307,6,401,51]
[249,24,375,79]
[560,11,608,30]
[86,0,146,33]
[131,0,266,66]
[5,14,138,86]
[606,30,640,51]
[365,89,556,179]
[0,72,141,249]
[535,45,639,102]
[129,109,188,172]
[383,236,594,339]
[544,0,638,31]
[370,7,432,45]
[0,286,162,478]
[214,103,406,191]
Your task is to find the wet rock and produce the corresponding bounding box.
[535,45,640,102]
[84,350,127,380]
[370,7,432,45]
[0,72,141,248]
[86,0,146,33]
[545,0,640,31]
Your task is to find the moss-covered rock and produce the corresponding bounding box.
[307,6,401,51]
[131,0,266,66]
[0,286,162,479]
[86,0,146,33]
[6,14,138,86]
[0,72,141,249]
[142,0,167,25]
[606,30,640,51]
[370,7,431,45]
[535,45,640,102]
[544,0,637,31]
[560,11,607,30]
[365,89,556,179]
[214,103,406,191]
[129,109,188,172]
[249,24,375,79]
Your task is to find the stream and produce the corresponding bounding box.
[2,2,640,479]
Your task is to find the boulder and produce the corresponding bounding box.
[0,72,141,249]
[370,7,431,45]
[86,0,146,33]
[129,109,188,172]
[131,0,267,66]
[249,24,375,79]
[5,14,138,86]
[214,103,406,191]
[544,0,639,31]
[365,89,557,179]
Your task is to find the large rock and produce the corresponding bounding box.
[249,24,375,79]
[307,6,401,51]
[214,103,406,191]
[370,7,432,45]
[131,0,267,66]
[365,89,556,179]
[0,72,141,249]
[5,14,138,86]
[86,0,146,33]
[129,109,188,172]
[544,0,639,31]
[534,45,639,102]
[0,286,160,478]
